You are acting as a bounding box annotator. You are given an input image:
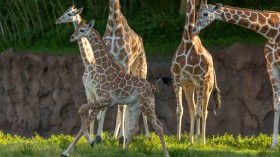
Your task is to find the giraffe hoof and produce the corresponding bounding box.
[60,154,69,157]
[270,144,277,150]
[95,135,102,144]
[118,136,125,145]
[90,141,95,147]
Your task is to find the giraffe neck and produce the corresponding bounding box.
[73,15,95,72]
[107,0,123,31]
[86,29,119,72]
[182,0,196,42]
[73,15,82,28]
[217,6,280,41]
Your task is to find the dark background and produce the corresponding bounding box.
[0,0,279,55]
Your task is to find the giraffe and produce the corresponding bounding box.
[55,6,103,157]
[167,0,221,144]
[192,0,280,149]
[56,4,136,146]
[102,0,150,142]
[70,20,170,157]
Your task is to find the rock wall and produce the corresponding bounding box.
[0,43,276,137]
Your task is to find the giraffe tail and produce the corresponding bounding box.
[212,69,221,115]
[155,77,173,93]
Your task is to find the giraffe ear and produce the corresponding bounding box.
[88,20,95,29]
[214,3,223,10]
[77,8,83,14]
[72,7,83,16]
[199,0,204,9]
[70,5,76,10]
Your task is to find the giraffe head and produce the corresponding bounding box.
[56,5,83,24]
[192,0,223,36]
[70,20,95,42]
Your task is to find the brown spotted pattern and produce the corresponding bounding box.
[56,6,95,73]
[193,1,280,149]
[103,0,147,77]
[56,6,100,156]
[103,0,150,139]
[70,21,169,157]
[171,0,219,144]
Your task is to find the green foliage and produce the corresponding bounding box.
[50,134,73,149]
[0,0,280,55]
[0,131,280,157]
[210,133,274,150]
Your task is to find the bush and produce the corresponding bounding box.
[0,0,279,54]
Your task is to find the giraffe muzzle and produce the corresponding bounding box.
[70,35,77,42]
[55,18,63,24]
[192,27,200,36]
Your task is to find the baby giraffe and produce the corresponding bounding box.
[70,20,170,157]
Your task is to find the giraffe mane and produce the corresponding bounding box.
[224,5,278,13]
[80,20,87,25]
[90,28,125,71]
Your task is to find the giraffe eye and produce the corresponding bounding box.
[67,13,72,16]
[203,13,208,16]
[80,29,84,32]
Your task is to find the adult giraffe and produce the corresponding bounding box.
[102,0,150,143]
[193,0,280,149]
[165,0,221,144]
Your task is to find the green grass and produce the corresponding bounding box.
[0,131,279,157]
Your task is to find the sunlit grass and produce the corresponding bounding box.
[0,131,279,157]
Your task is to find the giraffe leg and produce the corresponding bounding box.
[124,105,130,144]
[182,84,195,144]
[201,101,209,145]
[113,106,122,138]
[271,107,280,149]
[95,107,107,144]
[142,108,170,157]
[112,55,131,143]
[174,85,183,141]
[196,115,201,144]
[78,99,110,146]
[142,113,151,138]
[80,113,95,146]
[61,108,97,157]
[89,110,95,136]
[130,51,150,138]
[139,96,170,157]
[196,83,205,144]
[268,63,280,149]
[119,105,127,146]
[201,83,213,144]
[85,88,96,137]
[61,129,83,157]
[125,103,141,149]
